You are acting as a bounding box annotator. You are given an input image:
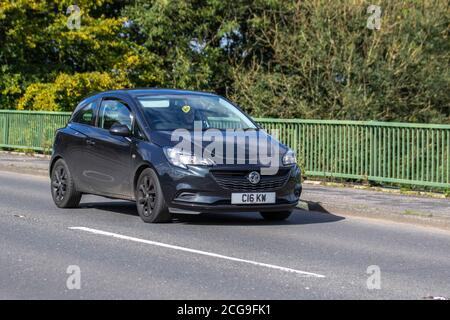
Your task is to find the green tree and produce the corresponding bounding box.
[1,0,449,122]
[228,0,450,123]
[0,0,162,111]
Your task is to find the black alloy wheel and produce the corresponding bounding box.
[135,168,171,223]
[51,159,81,208]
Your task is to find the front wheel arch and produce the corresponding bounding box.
[135,167,171,223]
[133,163,156,195]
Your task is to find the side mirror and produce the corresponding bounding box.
[109,123,131,137]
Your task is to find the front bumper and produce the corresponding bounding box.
[156,164,302,214]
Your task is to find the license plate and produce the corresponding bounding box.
[231,192,276,204]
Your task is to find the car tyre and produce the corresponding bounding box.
[136,168,171,223]
[50,159,82,208]
[260,210,292,221]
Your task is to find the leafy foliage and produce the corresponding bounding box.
[17,72,130,111]
[0,0,158,111]
[0,0,449,122]
[228,0,450,123]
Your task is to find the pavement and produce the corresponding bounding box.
[301,185,450,230]
[0,151,49,176]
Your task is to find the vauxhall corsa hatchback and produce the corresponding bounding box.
[50,89,302,223]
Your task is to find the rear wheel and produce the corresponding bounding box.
[135,168,171,223]
[260,210,292,221]
[51,159,82,208]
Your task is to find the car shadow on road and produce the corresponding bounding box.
[175,201,345,226]
[79,201,139,217]
[79,200,345,226]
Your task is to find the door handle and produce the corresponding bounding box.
[86,139,96,146]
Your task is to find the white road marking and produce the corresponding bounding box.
[69,226,325,278]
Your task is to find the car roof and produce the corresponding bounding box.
[76,88,220,114]
[96,88,218,98]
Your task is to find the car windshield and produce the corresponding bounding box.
[136,94,257,130]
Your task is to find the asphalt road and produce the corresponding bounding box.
[1,170,450,299]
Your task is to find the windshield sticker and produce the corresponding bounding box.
[181,105,191,113]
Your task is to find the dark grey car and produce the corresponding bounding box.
[50,89,301,223]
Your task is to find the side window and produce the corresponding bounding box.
[72,102,95,125]
[98,99,132,130]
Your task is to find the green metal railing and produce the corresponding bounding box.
[0,110,71,152]
[1,110,449,189]
[259,118,450,189]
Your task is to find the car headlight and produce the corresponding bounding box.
[282,149,297,165]
[163,147,215,169]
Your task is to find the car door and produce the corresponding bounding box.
[65,99,99,192]
[81,97,134,197]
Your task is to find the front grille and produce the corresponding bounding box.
[211,169,290,191]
